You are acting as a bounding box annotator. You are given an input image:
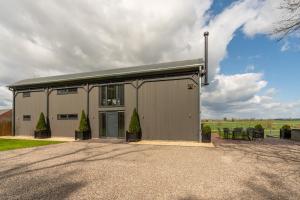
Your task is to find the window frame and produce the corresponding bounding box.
[99,111,125,138]
[57,114,78,120]
[23,92,31,98]
[57,88,78,95]
[100,84,124,107]
[23,115,31,121]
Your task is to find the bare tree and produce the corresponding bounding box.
[273,0,300,39]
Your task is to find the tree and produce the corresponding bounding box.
[36,112,47,131]
[78,110,89,132]
[129,108,141,134]
[273,0,300,39]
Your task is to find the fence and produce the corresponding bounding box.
[0,121,12,136]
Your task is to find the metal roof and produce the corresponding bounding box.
[8,58,203,88]
[0,109,11,116]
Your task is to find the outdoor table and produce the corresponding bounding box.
[291,128,300,141]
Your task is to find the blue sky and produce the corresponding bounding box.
[0,0,299,118]
[220,31,300,102]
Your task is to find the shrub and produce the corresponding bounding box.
[281,124,291,131]
[202,125,211,135]
[128,108,141,134]
[36,112,47,131]
[254,124,263,130]
[78,110,89,132]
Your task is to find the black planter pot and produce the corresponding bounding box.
[34,130,50,139]
[126,131,140,142]
[254,128,264,139]
[75,130,91,140]
[280,129,291,139]
[202,132,211,143]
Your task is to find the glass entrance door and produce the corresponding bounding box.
[106,112,118,137]
[99,111,125,138]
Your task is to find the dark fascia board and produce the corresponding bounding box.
[8,58,203,90]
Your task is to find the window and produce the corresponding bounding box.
[57,114,78,120]
[23,115,31,121]
[100,85,124,106]
[57,88,78,95]
[23,92,30,97]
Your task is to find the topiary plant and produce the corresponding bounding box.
[78,110,89,132]
[254,124,263,130]
[202,125,211,135]
[128,108,141,135]
[36,112,47,131]
[281,124,291,131]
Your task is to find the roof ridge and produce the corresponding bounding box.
[8,58,203,88]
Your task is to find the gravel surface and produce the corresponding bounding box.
[0,139,299,200]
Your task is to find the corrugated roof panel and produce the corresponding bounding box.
[8,58,203,88]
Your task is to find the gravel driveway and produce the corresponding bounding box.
[0,139,299,200]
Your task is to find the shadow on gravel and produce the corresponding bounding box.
[243,170,300,199]
[216,139,300,163]
[0,143,154,181]
[0,170,86,199]
[178,195,202,200]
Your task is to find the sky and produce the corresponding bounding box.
[0,0,299,119]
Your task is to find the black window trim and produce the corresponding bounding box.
[23,92,31,98]
[57,114,78,120]
[99,111,125,138]
[57,87,78,95]
[100,84,124,107]
[23,115,31,121]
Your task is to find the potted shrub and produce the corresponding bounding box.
[280,125,291,139]
[34,112,50,138]
[75,110,91,140]
[202,125,211,143]
[254,124,264,139]
[126,108,141,142]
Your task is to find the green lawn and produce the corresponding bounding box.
[0,139,64,151]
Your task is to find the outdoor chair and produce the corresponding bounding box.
[223,128,230,139]
[254,128,264,139]
[246,128,255,141]
[232,128,243,140]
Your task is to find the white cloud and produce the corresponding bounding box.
[281,40,290,52]
[245,64,255,72]
[242,0,283,37]
[0,86,12,110]
[202,73,300,119]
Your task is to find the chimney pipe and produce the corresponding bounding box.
[203,31,209,85]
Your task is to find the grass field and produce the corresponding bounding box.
[203,119,300,137]
[0,139,64,151]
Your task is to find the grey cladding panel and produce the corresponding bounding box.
[138,78,198,141]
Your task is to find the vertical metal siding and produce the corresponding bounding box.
[49,87,86,137]
[124,83,136,131]
[15,91,46,136]
[89,86,99,138]
[138,79,199,141]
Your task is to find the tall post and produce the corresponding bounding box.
[12,90,15,136]
[199,31,209,142]
[86,84,90,118]
[199,75,202,142]
[136,80,139,112]
[204,31,209,85]
[46,88,49,120]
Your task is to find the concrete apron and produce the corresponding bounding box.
[130,140,215,148]
[0,136,75,142]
